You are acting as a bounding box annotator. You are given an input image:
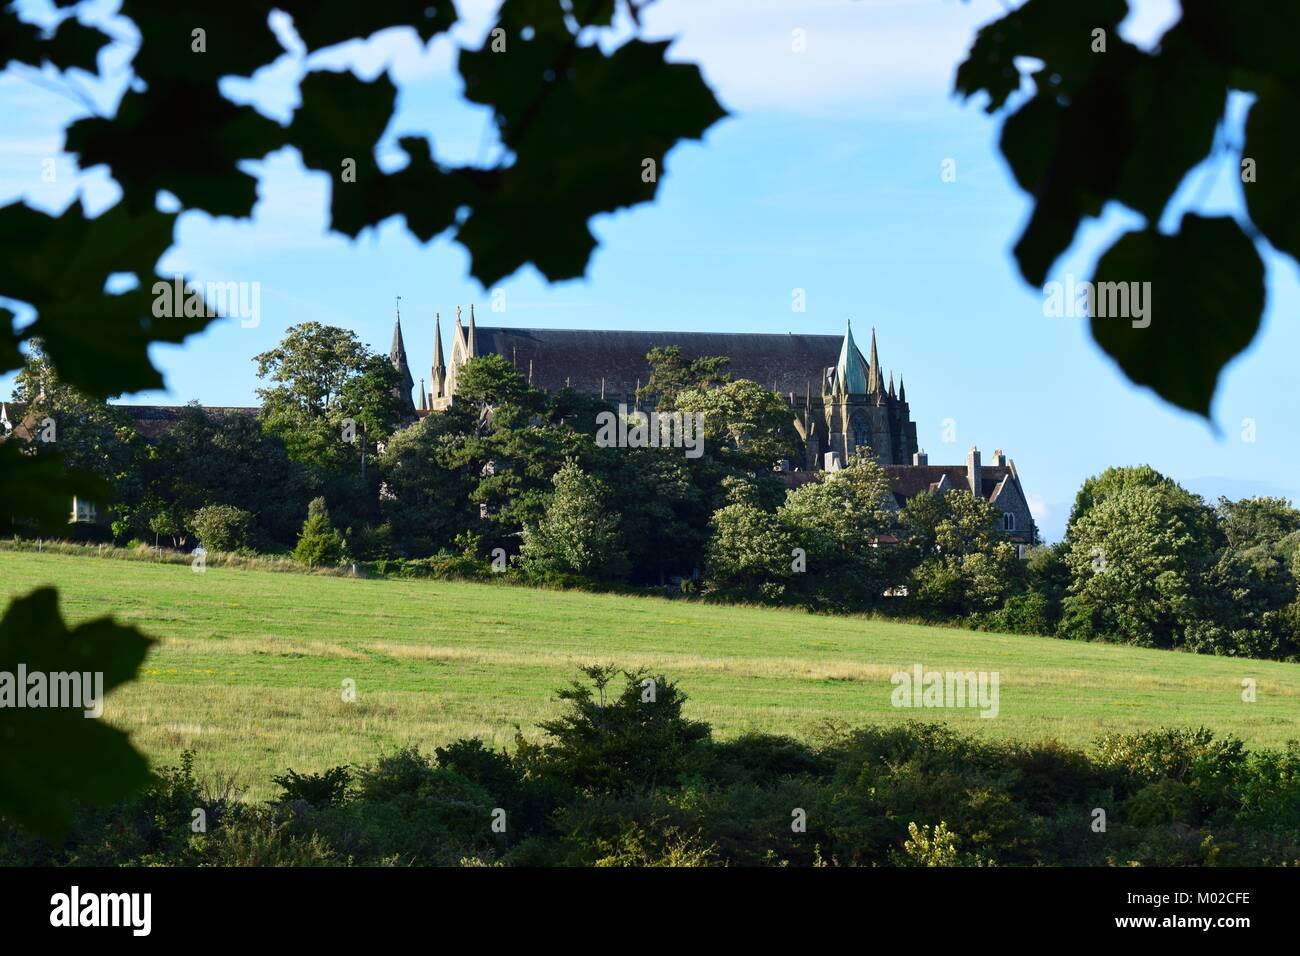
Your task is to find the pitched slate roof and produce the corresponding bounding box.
[882,464,1019,507]
[469,327,855,397]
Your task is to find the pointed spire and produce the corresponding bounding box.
[467,303,477,356]
[867,326,881,394]
[836,318,868,394]
[389,297,415,415]
[898,377,906,404]
[887,370,895,399]
[418,378,427,413]
[430,311,446,400]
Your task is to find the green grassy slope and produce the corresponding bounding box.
[3,551,1297,799]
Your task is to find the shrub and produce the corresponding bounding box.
[527,666,711,795]
[189,504,254,553]
[294,497,346,568]
[272,767,352,807]
[352,522,398,561]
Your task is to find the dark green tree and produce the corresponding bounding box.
[637,346,731,407]
[520,460,628,581]
[294,497,346,568]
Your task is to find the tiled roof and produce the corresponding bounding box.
[882,464,1018,507]
[471,327,854,397]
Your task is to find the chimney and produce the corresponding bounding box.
[912,449,928,466]
[991,448,1007,467]
[967,446,981,497]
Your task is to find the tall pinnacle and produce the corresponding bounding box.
[867,326,881,394]
[836,318,868,394]
[431,311,445,400]
[389,297,415,413]
[468,303,477,356]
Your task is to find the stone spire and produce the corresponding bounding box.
[835,318,868,394]
[418,378,427,413]
[887,370,895,399]
[467,303,477,357]
[898,376,906,403]
[431,311,445,400]
[867,326,881,395]
[389,297,415,415]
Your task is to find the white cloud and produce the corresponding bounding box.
[640,0,1007,117]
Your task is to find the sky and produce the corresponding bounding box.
[2,0,1298,542]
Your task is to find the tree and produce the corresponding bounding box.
[671,379,802,470]
[531,667,711,795]
[9,340,141,486]
[776,452,900,610]
[901,490,1022,618]
[1061,478,1220,648]
[1188,497,1300,660]
[294,497,346,568]
[137,404,306,547]
[377,416,478,557]
[453,354,539,417]
[1065,465,1175,542]
[704,498,794,602]
[147,509,184,549]
[254,323,370,418]
[254,323,395,477]
[1216,496,1300,551]
[520,460,628,581]
[189,504,254,553]
[637,346,730,408]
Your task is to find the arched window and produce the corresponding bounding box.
[1002,512,1016,531]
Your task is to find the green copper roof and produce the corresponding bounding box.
[836,319,868,394]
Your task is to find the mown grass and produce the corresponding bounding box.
[3,549,1297,799]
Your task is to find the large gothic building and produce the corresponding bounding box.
[385,308,1038,545]
[2,306,1036,544]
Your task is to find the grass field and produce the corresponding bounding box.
[4,550,1298,799]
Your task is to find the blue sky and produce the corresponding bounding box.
[3,0,1297,541]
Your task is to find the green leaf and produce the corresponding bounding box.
[1090,214,1264,417]
[0,588,155,837]
[954,0,1130,113]
[280,0,458,52]
[0,6,111,74]
[0,200,217,398]
[0,307,21,374]
[1003,71,1135,286]
[287,69,400,237]
[65,84,287,217]
[958,4,1225,285]
[118,1,284,81]
[457,30,726,284]
[1242,87,1300,261]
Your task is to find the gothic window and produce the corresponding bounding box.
[1002,512,1016,531]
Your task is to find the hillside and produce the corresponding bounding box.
[3,550,1297,799]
